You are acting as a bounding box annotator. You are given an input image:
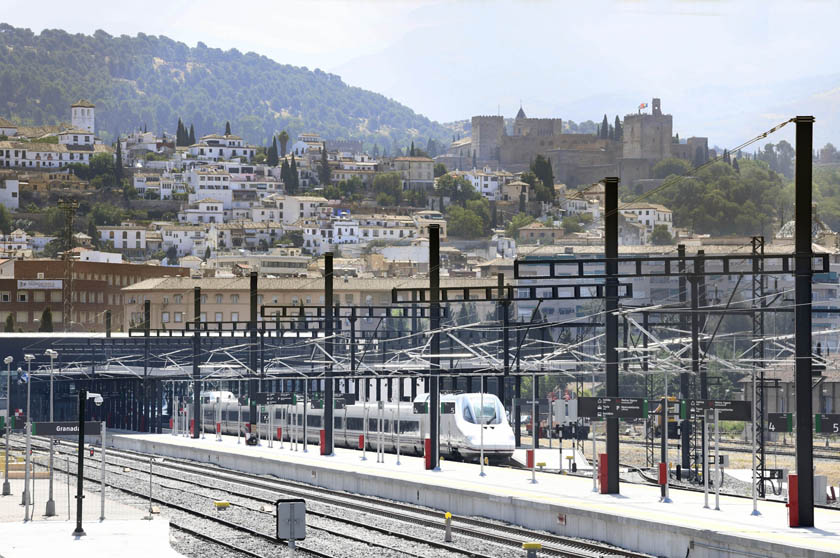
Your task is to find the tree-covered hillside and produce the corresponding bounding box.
[0,24,450,148]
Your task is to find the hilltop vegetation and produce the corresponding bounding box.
[0,24,449,148]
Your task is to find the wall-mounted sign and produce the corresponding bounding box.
[17,279,62,290]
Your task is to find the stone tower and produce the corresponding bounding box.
[471,115,505,163]
[622,98,671,160]
[71,100,95,133]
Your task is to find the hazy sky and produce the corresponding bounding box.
[5,1,840,146]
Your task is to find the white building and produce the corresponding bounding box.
[178,198,224,225]
[208,247,310,277]
[188,134,255,162]
[0,229,30,252]
[161,225,208,257]
[620,203,673,234]
[71,100,95,133]
[99,225,148,253]
[58,128,94,147]
[451,167,514,201]
[186,168,233,209]
[76,248,123,264]
[0,173,20,210]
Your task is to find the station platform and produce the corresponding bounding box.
[510,447,590,471]
[0,477,183,558]
[111,431,840,558]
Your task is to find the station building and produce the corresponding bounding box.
[0,259,188,332]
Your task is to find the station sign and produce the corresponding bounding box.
[333,399,346,410]
[767,413,793,433]
[815,414,840,434]
[684,400,752,421]
[256,392,296,405]
[578,397,648,420]
[515,398,549,409]
[441,401,456,414]
[17,279,62,290]
[413,402,427,414]
[32,421,100,436]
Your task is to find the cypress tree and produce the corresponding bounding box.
[410,141,415,156]
[188,124,195,145]
[289,154,298,194]
[176,118,184,146]
[278,130,289,157]
[114,141,124,183]
[225,121,231,135]
[319,149,331,186]
[732,158,740,173]
[281,159,290,187]
[601,114,609,139]
[614,115,622,141]
[268,136,279,166]
[608,124,615,141]
[39,308,53,332]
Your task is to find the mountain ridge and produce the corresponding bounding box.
[0,23,450,149]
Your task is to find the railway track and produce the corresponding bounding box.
[20,434,651,558]
[593,435,840,461]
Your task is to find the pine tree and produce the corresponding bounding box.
[188,124,195,145]
[410,141,415,157]
[39,308,53,332]
[601,114,609,139]
[225,121,231,135]
[614,116,622,141]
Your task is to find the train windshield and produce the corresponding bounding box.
[462,395,504,425]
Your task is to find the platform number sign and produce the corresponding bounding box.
[413,402,428,414]
[767,413,793,433]
[441,402,456,414]
[815,414,840,434]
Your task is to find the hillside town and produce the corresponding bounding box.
[0,97,838,339]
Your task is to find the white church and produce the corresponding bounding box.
[0,100,112,169]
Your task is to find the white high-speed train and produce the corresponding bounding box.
[195,391,515,462]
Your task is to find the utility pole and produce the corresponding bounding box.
[59,198,79,332]
[793,115,815,527]
[604,176,620,494]
[192,287,201,439]
[324,253,334,455]
[428,224,441,469]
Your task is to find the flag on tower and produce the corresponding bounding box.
[638,102,649,110]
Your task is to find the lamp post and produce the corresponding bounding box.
[45,348,58,516]
[22,354,34,514]
[73,389,104,537]
[2,355,12,496]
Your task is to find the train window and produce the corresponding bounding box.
[383,420,390,432]
[367,418,378,432]
[463,395,504,425]
[463,405,475,423]
[307,415,321,428]
[346,417,364,430]
[397,420,419,434]
[335,417,343,429]
[241,410,250,422]
[275,409,283,419]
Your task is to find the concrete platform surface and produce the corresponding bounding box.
[112,432,840,558]
[0,519,182,558]
[510,447,590,470]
